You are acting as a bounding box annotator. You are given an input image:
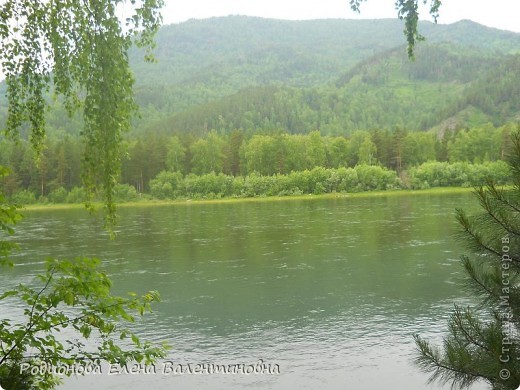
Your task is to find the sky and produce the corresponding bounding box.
[160,0,520,33]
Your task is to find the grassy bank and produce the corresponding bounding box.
[22,186,478,212]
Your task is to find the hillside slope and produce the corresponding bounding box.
[131,16,520,115]
[142,41,518,136]
[1,16,519,138]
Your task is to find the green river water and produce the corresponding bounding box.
[1,192,488,389]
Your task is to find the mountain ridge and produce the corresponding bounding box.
[128,16,520,128]
[2,16,519,138]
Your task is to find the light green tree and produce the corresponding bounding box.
[190,131,225,175]
[347,130,371,166]
[166,136,186,173]
[306,131,327,169]
[206,131,226,173]
[284,134,308,173]
[244,135,278,175]
[448,125,502,163]
[0,1,167,388]
[326,136,350,168]
[358,136,377,166]
[402,131,437,166]
[190,139,211,175]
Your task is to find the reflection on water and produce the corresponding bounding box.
[1,193,487,389]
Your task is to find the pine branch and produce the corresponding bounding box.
[476,187,520,239]
[462,256,499,303]
[414,334,492,388]
[456,208,520,264]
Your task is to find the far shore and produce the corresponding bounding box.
[21,186,479,212]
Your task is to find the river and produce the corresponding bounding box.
[1,192,488,389]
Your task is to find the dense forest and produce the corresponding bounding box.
[0,123,514,203]
[0,16,519,203]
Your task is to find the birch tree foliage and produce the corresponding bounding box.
[0,0,163,227]
[349,0,442,57]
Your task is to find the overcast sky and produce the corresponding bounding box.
[160,0,520,33]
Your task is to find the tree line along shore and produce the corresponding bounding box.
[1,123,514,205]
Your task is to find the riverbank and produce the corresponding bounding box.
[22,186,478,211]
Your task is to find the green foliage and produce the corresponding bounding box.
[184,173,237,199]
[2,17,519,142]
[66,187,88,204]
[448,124,503,163]
[0,0,163,227]
[326,136,350,168]
[121,135,168,194]
[223,129,245,176]
[414,131,520,389]
[148,166,402,200]
[408,161,511,189]
[0,167,21,268]
[190,131,226,175]
[354,164,401,191]
[464,56,520,124]
[357,136,377,166]
[145,160,517,201]
[149,171,183,199]
[165,136,186,173]
[48,187,68,204]
[1,125,513,200]
[113,184,139,203]
[243,134,284,175]
[242,173,277,197]
[306,131,326,168]
[402,132,437,166]
[0,257,167,389]
[10,190,37,206]
[131,17,417,112]
[128,14,520,119]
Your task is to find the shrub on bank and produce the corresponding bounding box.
[355,165,402,191]
[66,187,88,203]
[149,171,183,199]
[408,161,511,189]
[113,184,140,202]
[48,187,68,203]
[147,165,401,200]
[10,190,37,205]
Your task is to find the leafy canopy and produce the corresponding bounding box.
[0,0,163,227]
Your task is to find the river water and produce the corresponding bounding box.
[1,193,488,389]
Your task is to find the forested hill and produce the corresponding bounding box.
[1,16,520,137]
[131,16,520,87]
[126,16,520,136]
